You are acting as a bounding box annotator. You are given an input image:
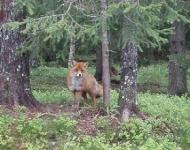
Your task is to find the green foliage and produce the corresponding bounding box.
[0,108,78,149]
[0,115,14,150]
[30,64,190,104]
[114,118,181,149]
[33,89,72,104]
[0,64,190,149]
[31,66,68,91]
[95,116,110,130]
[138,63,168,86]
[16,0,36,15]
[118,119,152,146]
[11,0,190,65]
[13,0,102,64]
[139,92,190,145]
[110,90,119,112]
[107,0,190,50]
[51,117,77,135]
[138,62,190,91]
[139,138,180,150]
[16,117,48,148]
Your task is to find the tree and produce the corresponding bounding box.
[101,0,110,107]
[68,35,76,67]
[168,21,188,95]
[113,0,165,121]
[0,0,41,109]
[118,42,140,121]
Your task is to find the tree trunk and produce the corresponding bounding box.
[168,21,188,96]
[68,36,76,68]
[0,0,41,110]
[118,42,139,121]
[100,0,110,106]
[95,47,102,81]
[95,47,116,81]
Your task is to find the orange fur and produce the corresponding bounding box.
[67,61,103,107]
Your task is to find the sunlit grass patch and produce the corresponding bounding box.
[33,88,72,104]
[138,63,168,86]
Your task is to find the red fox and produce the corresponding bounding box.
[67,61,103,107]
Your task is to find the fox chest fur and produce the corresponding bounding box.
[68,73,84,91]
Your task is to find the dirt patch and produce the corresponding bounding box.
[0,103,120,136]
[76,109,97,136]
[45,104,120,136]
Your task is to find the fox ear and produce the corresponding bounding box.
[71,60,77,66]
[83,62,88,68]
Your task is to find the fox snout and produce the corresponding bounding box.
[76,71,82,77]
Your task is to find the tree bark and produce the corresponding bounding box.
[168,21,188,96]
[100,0,110,106]
[0,0,41,110]
[118,42,139,121]
[68,36,76,68]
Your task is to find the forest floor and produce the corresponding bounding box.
[30,62,190,149]
[41,103,117,136]
[0,62,189,149]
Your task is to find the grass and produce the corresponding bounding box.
[0,92,189,149]
[30,62,190,106]
[31,66,68,91]
[33,89,72,104]
[24,63,190,149]
[138,62,190,91]
[137,63,168,86]
[31,63,190,102]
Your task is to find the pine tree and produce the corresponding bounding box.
[168,21,188,95]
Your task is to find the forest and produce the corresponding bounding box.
[0,0,190,149]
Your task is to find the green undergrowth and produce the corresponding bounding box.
[0,108,77,150]
[11,63,188,149]
[31,66,95,91]
[138,62,190,91]
[0,93,190,149]
[31,63,190,94]
[33,88,72,104]
[137,63,168,86]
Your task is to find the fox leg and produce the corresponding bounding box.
[92,96,97,107]
[82,92,87,104]
[73,91,81,108]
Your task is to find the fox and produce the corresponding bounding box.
[67,61,103,107]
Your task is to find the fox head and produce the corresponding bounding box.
[71,61,88,77]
